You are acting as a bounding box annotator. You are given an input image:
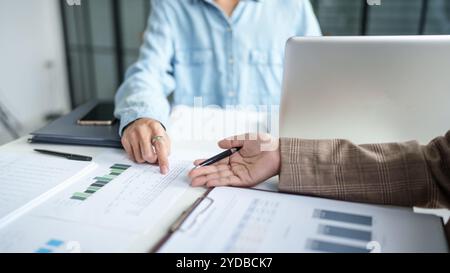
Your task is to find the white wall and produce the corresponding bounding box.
[0,0,70,144]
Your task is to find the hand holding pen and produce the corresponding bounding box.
[188,134,281,188]
[192,147,242,170]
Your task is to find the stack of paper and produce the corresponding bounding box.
[0,150,193,253]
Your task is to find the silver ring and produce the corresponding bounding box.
[151,135,164,144]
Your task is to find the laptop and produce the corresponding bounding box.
[280,35,450,144]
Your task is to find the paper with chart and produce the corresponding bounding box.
[159,187,448,253]
[0,150,193,252]
[0,215,136,253]
[0,153,95,227]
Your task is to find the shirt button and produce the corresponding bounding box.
[228,57,234,64]
[227,27,232,32]
[228,91,236,97]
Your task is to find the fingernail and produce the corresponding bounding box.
[161,166,169,175]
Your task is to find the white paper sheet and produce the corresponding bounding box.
[29,150,192,233]
[0,215,136,253]
[0,150,194,252]
[159,187,448,253]
[0,153,95,227]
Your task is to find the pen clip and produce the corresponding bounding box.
[170,197,214,233]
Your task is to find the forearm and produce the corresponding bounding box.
[114,0,175,135]
[278,134,450,208]
[114,72,171,135]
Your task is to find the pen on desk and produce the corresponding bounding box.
[193,147,242,170]
[34,149,92,162]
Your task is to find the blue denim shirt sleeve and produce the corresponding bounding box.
[114,0,175,135]
[297,0,322,36]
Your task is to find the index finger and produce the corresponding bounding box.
[218,134,247,150]
[153,136,170,174]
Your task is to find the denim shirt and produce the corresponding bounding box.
[114,0,321,134]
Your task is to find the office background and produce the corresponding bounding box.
[0,0,449,145]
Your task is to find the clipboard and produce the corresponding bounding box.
[151,187,449,253]
[150,186,281,253]
[150,188,215,253]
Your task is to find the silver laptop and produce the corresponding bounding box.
[280,36,450,144]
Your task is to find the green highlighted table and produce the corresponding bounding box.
[71,164,131,201]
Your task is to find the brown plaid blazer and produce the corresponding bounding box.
[279,131,450,239]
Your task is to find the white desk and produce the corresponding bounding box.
[0,106,278,252]
[0,106,446,252]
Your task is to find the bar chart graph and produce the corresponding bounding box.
[35,239,64,253]
[217,201,375,253]
[160,187,448,253]
[318,225,372,242]
[307,239,369,253]
[308,209,374,253]
[70,164,131,201]
[313,209,373,226]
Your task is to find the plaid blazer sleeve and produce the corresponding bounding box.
[279,131,450,209]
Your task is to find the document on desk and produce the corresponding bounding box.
[0,153,96,228]
[29,150,192,233]
[0,214,137,253]
[159,187,448,253]
[0,150,193,252]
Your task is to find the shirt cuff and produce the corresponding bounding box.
[118,111,169,137]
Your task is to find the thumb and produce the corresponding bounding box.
[218,134,247,149]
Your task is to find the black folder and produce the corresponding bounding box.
[29,100,122,148]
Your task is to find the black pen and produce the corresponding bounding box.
[34,149,92,162]
[193,147,242,170]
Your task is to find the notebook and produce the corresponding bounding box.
[29,100,122,148]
